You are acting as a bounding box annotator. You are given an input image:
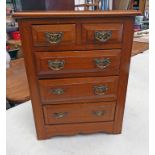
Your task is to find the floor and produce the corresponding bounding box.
[6,51,149,155]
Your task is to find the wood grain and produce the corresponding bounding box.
[132,41,149,56]
[43,101,116,125]
[20,17,126,52]
[38,76,119,104]
[113,17,135,133]
[82,23,123,46]
[6,58,30,103]
[18,21,47,139]
[13,10,141,19]
[34,50,121,78]
[45,121,114,138]
[32,24,76,47]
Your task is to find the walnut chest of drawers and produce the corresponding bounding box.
[14,11,140,140]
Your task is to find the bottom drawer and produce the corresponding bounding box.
[43,101,116,125]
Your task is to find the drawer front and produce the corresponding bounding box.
[32,24,76,47]
[35,50,121,78]
[39,76,118,104]
[43,101,116,125]
[82,23,123,48]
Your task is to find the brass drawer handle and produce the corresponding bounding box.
[94,85,108,95]
[94,58,111,69]
[93,110,105,116]
[45,32,63,44]
[52,112,68,118]
[48,60,65,71]
[50,88,64,95]
[95,31,112,42]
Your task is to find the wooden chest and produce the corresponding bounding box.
[14,11,140,140]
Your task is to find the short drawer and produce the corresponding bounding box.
[32,24,76,47]
[82,23,123,49]
[39,76,118,104]
[35,50,121,78]
[43,101,116,125]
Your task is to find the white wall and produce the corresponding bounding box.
[75,0,85,5]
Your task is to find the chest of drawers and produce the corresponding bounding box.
[14,11,140,140]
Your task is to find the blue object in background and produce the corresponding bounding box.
[101,0,105,10]
[101,0,109,10]
[105,0,109,10]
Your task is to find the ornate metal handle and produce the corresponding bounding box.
[94,58,111,69]
[45,32,63,44]
[93,110,105,116]
[95,31,112,42]
[94,85,108,95]
[48,60,65,71]
[50,88,64,95]
[52,112,68,118]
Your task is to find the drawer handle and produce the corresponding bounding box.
[93,110,105,116]
[48,60,65,71]
[94,85,108,95]
[52,112,68,118]
[45,32,63,44]
[50,88,65,95]
[95,31,112,42]
[94,58,111,69]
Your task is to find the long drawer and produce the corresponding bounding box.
[43,101,116,125]
[39,76,118,104]
[35,50,121,78]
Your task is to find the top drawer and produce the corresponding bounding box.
[32,24,76,47]
[82,23,123,48]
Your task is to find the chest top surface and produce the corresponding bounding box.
[13,10,141,19]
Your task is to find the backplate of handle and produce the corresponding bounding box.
[50,88,65,95]
[93,110,105,116]
[52,112,68,118]
[48,60,65,71]
[94,85,108,95]
[95,30,112,42]
[45,32,63,44]
[94,58,111,69]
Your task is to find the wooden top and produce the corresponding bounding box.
[6,58,30,103]
[13,10,141,19]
